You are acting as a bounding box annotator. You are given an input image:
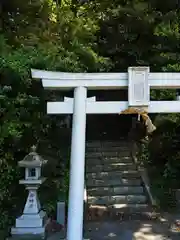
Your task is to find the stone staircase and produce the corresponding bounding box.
[85,140,153,221]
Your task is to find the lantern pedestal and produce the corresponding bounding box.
[11,179,47,239]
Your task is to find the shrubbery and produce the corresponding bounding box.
[138,113,180,209]
[0,0,109,232]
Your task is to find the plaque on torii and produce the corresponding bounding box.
[128,67,150,110]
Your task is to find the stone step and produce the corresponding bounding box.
[86,141,101,147]
[85,152,102,158]
[88,195,147,205]
[110,203,149,211]
[102,155,132,163]
[87,203,149,214]
[86,146,130,153]
[86,156,132,165]
[86,178,141,187]
[85,204,157,221]
[86,141,127,148]
[86,151,130,158]
[88,186,144,196]
[86,170,140,180]
[100,141,129,146]
[87,161,134,168]
[86,163,136,173]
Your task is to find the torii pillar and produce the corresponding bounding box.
[67,86,87,240]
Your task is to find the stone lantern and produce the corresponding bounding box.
[11,146,48,239]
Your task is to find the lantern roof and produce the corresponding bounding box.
[18,145,48,167]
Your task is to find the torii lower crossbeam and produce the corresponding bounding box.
[47,99,180,114]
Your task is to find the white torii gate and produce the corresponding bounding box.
[31,67,180,240]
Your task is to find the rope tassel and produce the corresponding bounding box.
[119,107,156,134]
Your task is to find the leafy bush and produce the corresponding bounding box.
[138,114,180,209]
[0,0,110,231]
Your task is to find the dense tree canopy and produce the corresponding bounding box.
[94,0,180,71]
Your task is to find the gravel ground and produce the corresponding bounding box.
[83,220,174,240]
[48,217,180,240]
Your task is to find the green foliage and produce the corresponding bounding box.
[0,0,110,231]
[94,0,180,72]
[137,114,180,209]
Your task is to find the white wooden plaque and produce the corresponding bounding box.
[128,67,150,107]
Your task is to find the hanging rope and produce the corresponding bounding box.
[119,107,156,134]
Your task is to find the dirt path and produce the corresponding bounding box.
[84,219,180,240]
[48,213,180,240]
